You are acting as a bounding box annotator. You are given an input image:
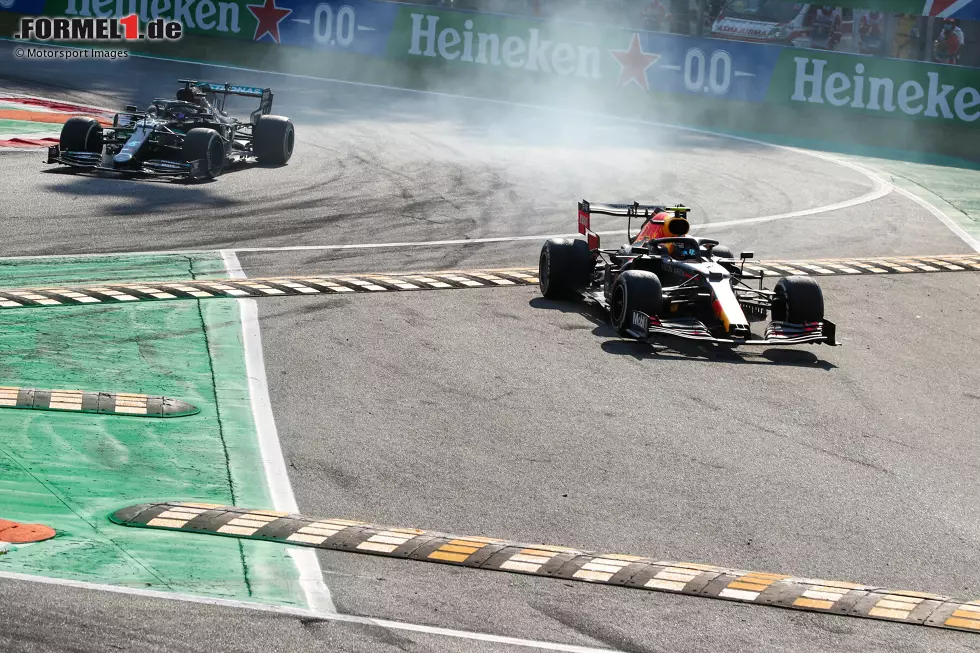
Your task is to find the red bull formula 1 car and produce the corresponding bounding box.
[538,200,839,347]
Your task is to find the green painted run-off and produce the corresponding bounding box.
[0,254,304,606]
[0,119,59,136]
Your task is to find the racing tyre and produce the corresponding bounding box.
[610,270,663,337]
[539,238,593,300]
[59,117,103,153]
[710,245,734,260]
[772,276,824,324]
[253,115,295,165]
[182,128,225,179]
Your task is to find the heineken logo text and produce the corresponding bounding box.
[791,57,980,122]
[407,14,601,79]
[64,0,240,33]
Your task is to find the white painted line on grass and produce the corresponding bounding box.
[0,570,617,653]
[221,249,336,614]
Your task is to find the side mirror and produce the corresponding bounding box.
[740,251,754,259]
[125,105,138,112]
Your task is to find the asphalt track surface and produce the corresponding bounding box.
[2,42,980,652]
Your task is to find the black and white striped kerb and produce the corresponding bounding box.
[0,269,539,309]
[0,255,975,310]
[0,387,198,417]
[741,254,980,277]
[113,502,980,635]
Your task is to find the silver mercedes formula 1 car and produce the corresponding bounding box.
[46,79,294,181]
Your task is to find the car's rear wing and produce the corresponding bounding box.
[178,79,274,123]
[578,200,670,250]
[580,201,667,218]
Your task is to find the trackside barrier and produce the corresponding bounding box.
[2,1,979,161]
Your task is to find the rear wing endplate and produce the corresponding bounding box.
[578,200,667,250]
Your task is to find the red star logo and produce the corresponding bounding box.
[610,33,660,90]
[247,0,292,44]
[930,0,958,16]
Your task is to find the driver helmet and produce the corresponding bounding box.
[666,242,697,260]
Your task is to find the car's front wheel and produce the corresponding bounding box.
[772,276,824,324]
[182,128,225,179]
[60,116,103,153]
[610,270,663,336]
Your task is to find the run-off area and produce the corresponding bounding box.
[0,254,304,607]
[253,270,980,651]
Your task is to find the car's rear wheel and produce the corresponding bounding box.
[253,115,295,165]
[60,117,103,153]
[539,238,593,299]
[610,270,663,336]
[772,276,824,324]
[182,128,225,179]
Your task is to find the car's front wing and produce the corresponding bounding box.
[626,310,839,346]
[46,146,206,179]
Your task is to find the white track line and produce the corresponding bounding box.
[690,174,891,230]
[843,165,980,254]
[0,177,888,259]
[221,249,336,613]
[0,570,615,653]
[0,193,889,259]
[216,174,891,252]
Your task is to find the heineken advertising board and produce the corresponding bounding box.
[3,0,979,129]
